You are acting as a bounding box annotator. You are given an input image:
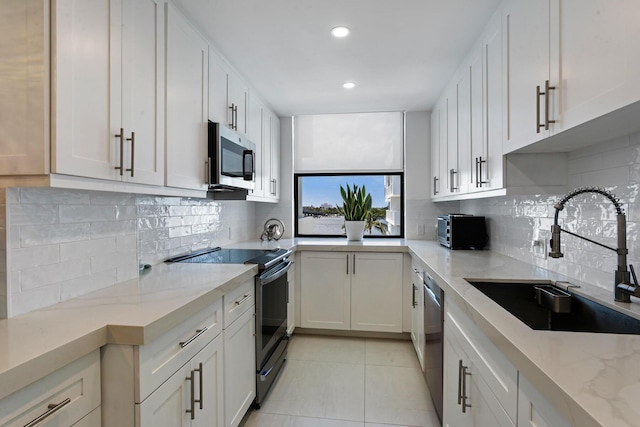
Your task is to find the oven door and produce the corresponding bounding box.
[256,260,292,368]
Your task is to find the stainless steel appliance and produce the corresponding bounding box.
[165,247,292,407]
[207,121,255,191]
[437,214,487,249]
[424,272,444,424]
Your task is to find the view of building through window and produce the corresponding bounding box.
[295,174,403,237]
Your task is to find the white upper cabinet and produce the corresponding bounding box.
[503,0,640,153]
[551,0,640,135]
[165,2,208,191]
[53,0,165,185]
[502,0,551,153]
[432,5,504,200]
[208,49,249,136]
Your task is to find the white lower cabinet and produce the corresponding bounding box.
[0,350,101,427]
[223,306,256,427]
[102,299,224,426]
[137,334,224,427]
[518,375,571,427]
[300,251,403,332]
[410,262,424,368]
[443,299,517,427]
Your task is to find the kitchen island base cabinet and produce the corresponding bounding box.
[0,350,101,427]
[136,334,224,427]
[300,251,403,333]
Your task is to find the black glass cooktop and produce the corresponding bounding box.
[165,247,289,268]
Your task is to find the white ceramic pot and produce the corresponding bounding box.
[344,221,366,241]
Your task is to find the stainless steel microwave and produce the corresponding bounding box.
[437,214,487,249]
[207,121,255,191]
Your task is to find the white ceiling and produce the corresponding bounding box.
[172,0,502,117]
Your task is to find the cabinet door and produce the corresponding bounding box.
[518,375,571,427]
[208,50,230,125]
[137,362,193,427]
[446,84,460,194]
[223,307,256,427]
[300,252,351,330]
[0,0,48,175]
[195,334,224,427]
[438,98,449,196]
[351,252,403,332]
[410,266,424,368]
[269,113,280,199]
[443,336,470,427]
[456,66,472,194]
[165,3,207,190]
[469,43,484,191]
[120,0,165,185]
[430,108,441,197]
[552,0,640,134]
[228,74,248,135]
[53,0,118,180]
[502,0,550,153]
[287,263,296,335]
[482,9,504,191]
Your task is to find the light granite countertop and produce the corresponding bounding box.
[2,238,640,426]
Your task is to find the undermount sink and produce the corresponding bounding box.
[466,280,640,335]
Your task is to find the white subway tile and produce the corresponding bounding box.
[59,205,116,223]
[60,237,117,262]
[90,250,137,273]
[20,188,90,205]
[168,225,191,238]
[8,204,58,226]
[10,245,60,271]
[117,234,137,252]
[580,167,630,187]
[20,259,91,291]
[21,223,90,247]
[90,220,136,238]
[90,192,136,205]
[115,205,137,220]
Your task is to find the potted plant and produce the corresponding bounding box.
[339,184,372,240]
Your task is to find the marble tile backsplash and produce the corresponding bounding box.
[2,189,256,317]
[461,131,640,291]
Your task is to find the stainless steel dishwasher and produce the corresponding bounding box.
[424,273,443,424]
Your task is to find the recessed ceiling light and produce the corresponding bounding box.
[343,82,356,89]
[331,26,350,38]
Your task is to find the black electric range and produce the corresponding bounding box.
[165,247,290,271]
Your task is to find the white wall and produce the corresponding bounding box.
[462,131,640,291]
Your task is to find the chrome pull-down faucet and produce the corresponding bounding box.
[549,187,637,302]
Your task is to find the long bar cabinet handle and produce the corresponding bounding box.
[433,176,439,195]
[186,370,196,420]
[346,254,349,275]
[476,157,488,187]
[229,103,236,129]
[24,398,71,427]
[457,360,463,405]
[450,169,458,192]
[462,365,472,413]
[536,85,543,133]
[195,362,203,410]
[235,294,251,306]
[544,79,556,130]
[115,127,124,175]
[179,327,208,348]
[352,253,356,275]
[126,131,135,177]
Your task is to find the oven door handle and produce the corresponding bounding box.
[259,260,293,285]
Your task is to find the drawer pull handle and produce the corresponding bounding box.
[24,398,71,427]
[461,365,472,413]
[179,327,208,348]
[235,294,251,306]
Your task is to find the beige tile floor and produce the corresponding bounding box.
[242,334,441,427]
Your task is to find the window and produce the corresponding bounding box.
[295,173,404,238]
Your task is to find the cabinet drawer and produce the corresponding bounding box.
[224,278,255,328]
[0,350,100,427]
[445,299,518,423]
[137,298,223,402]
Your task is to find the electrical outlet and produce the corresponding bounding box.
[531,239,547,259]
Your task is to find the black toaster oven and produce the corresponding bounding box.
[437,214,487,249]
